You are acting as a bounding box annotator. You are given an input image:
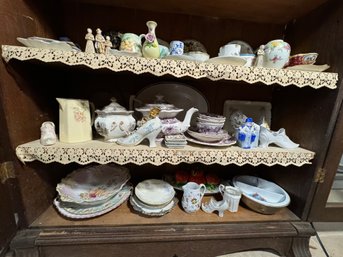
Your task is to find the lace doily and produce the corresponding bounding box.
[2,45,338,89]
[16,140,315,167]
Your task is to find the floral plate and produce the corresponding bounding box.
[185,135,236,147]
[56,164,130,205]
[54,185,132,219]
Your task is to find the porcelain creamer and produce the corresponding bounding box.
[56,98,93,143]
[181,182,206,213]
[94,98,136,142]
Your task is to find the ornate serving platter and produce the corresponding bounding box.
[56,164,130,205]
[54,185,132,219]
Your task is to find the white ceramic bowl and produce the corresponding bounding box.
[135,179,175,206]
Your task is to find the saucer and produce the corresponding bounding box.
[130,195,177,216]
[135,179,175,206]
[206,56,246,66]
[163,55,196,61]
[109,49,142,57]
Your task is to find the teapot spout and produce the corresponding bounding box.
[180,107,198,132]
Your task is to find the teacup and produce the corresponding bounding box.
[119,33,142,53]
[219,44,241,57]
[170,40,184,55]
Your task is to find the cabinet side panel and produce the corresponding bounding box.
[0,0,60,225]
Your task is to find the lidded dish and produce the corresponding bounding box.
[135,95,183,119]
[94,98,136,142]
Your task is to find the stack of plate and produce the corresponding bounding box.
[54,164,131,219]
[130,179,177,216]
[164,134,187,148]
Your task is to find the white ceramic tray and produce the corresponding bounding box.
[223,100,272,134]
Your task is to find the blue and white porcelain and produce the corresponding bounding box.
[169,40,184,55]
[236,118,260,149]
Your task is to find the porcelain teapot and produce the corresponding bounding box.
[56,98,93,143]
[160,107,198,135]
[94,98,136,142]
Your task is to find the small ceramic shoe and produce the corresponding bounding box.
[201,197,229,217]
[117,117,162,147]
[259,126,299,149]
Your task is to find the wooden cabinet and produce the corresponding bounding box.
[0,0,342,256]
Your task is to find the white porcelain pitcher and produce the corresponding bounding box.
[181,182,206,213]
[56,98,92,143]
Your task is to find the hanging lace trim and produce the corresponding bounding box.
[16,140,315,167]
[2,45,338,89]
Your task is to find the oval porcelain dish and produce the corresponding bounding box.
[232,175,290,215]
[135,179,175,206]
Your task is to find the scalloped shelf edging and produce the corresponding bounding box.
[2,45,338,89]
[16,140,315,167]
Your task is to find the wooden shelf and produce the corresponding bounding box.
[16,139,315,167]
[2,45,338,89]
[31,196,299,227]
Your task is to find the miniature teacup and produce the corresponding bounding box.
[170,40,184,55]
[182,182,206,213]
[119,33,142,53]
[219,44,241,57]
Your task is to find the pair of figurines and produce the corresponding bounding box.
[230,111,299,149]
[85,28,112,54]
[202,185,242,217]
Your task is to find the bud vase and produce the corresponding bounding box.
[142,21,160,58]
[263,39,291,69]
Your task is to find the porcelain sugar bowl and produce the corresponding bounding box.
[94,98,136,142]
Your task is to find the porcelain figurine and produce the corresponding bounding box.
[263,39,291,69]
[181,182,206,213]
[236,117,260,149]
[201,197,229,217]
[117,107,162,147]
[104,36,113,55]
[141,21,160,58]
[56,98,93,143]
[254,45,265,67]
[259,126,299,149]
[84,28,95,53]
[94,98,136,142]
[40,121,57,146]
[95,28,106,54]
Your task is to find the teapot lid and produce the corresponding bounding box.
[96,98,133,115]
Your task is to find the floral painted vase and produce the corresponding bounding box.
[142,21,160,58]
[263,39,291,69]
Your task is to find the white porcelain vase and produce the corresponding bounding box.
[263,39,291,69]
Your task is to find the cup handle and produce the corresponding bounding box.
[219,184,225,195]
[199,184,206,197]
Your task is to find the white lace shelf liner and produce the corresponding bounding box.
[15,140,315,167]
[1,45,338,89]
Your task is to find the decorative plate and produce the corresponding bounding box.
[223,100,272,134]
[133,82,209,120]
[17,37,80,52]
[56,164,130,205]
[134,179,175,206]
[206,56,246,66]
[285,64,330,72]
[185,135,236,147]
[163,174,224,195]
[130,195,177,216]
[54,185,132,219]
